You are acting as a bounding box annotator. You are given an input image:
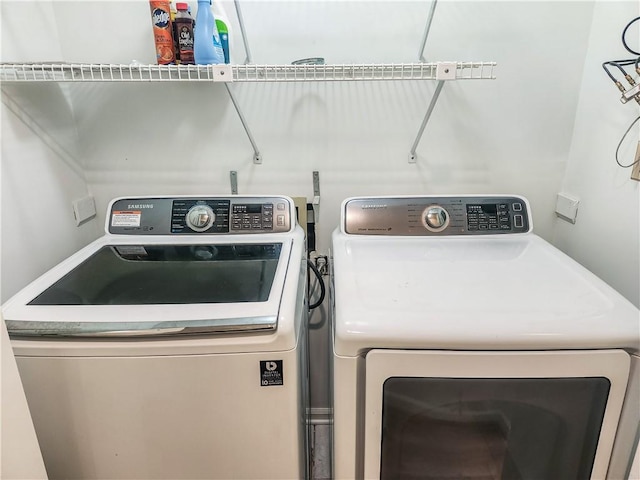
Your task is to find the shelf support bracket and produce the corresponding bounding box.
[230,171,238,194]
[418,0,438,62]
[312,171,321,221]
[224,83,262,164]
[409,79,445,163]
[234,0,253,65]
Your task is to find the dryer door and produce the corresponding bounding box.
[364,349,630,480]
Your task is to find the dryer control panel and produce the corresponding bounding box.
[107,196,293,235]
[344,196,531,236]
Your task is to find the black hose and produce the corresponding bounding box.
[622,16,640,56]
[307,259,326,310]
[602,59,638,83]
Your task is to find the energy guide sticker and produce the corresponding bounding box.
[112,211,142,227]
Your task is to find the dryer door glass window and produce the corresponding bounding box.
[28,243,282,305]
[380,377,610,480]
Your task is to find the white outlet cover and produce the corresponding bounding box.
[72,195,96,226]
[555,192,580,224]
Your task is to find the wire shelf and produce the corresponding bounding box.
[0,62,496,83]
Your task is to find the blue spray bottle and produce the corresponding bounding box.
[194,0,224,64]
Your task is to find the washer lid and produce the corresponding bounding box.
[332,232,640,356]
[3,236,295,337]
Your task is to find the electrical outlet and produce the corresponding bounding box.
[631,142,640,182]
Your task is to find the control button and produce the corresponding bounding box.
[500,225,511,230]
[277,203,286,211]
[468,225,478,231]
[277,215,285,227]
[185,204,215,232]
[490,224,499,229]
[422,205,450,232]
[513,203,523,211]
[514,215,524,228]
[498,203,509,210]
[479,225,488,230]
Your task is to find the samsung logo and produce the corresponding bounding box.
[360,204,387,210]
[127,204,154,209]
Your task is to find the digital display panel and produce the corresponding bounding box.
[466,204,498,215]
[233,204,263,214]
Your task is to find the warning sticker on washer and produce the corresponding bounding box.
[260,360,284,386]
[112,211,141,227]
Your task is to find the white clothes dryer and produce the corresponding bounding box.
[3,195,309,480]
[331,195,639,480]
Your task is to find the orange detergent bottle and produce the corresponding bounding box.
[149,1,175,64]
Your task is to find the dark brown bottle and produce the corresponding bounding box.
[174,2,195,64]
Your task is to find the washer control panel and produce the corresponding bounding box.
[344,196,531,236]
[107,196,293,235]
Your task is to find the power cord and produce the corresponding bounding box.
[307,258,325,310]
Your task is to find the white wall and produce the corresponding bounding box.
[1,1,101,303]
[554,0,640,308]
[1,85,100,302]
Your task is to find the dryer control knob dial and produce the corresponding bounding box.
[186,205,215,232]
[423,206,449,232]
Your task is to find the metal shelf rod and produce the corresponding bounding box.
[224,83,261,164]
[409,79,445,163]
[233,0,253,65]
[418,0,438,62]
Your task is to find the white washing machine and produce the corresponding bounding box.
[331,195,640,480]
[3,195,309,480]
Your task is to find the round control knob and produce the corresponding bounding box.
[422,205,449,232]
[186,205,215,232]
